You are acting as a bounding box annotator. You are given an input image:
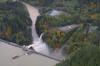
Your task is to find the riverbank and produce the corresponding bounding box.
[22,2,40,41]
[0,39,23,48]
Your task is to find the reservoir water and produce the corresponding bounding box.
[0,41,58,66]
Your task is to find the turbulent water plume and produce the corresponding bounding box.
[27,33,50,55]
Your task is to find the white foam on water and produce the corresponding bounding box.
[27,33,50,55]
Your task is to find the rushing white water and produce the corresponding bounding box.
[23,3,50,55]
[27,33,50,54]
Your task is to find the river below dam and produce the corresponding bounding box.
[23,2,64,61]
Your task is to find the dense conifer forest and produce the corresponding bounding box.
[0,1,32,45]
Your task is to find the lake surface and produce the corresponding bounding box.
[0,41,58,66]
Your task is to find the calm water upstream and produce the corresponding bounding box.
[0,41,58,66]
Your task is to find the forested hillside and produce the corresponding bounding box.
[21,0,100,14]
[0,0,100,66]
[0,1,32,45]
[34,0,100,66]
